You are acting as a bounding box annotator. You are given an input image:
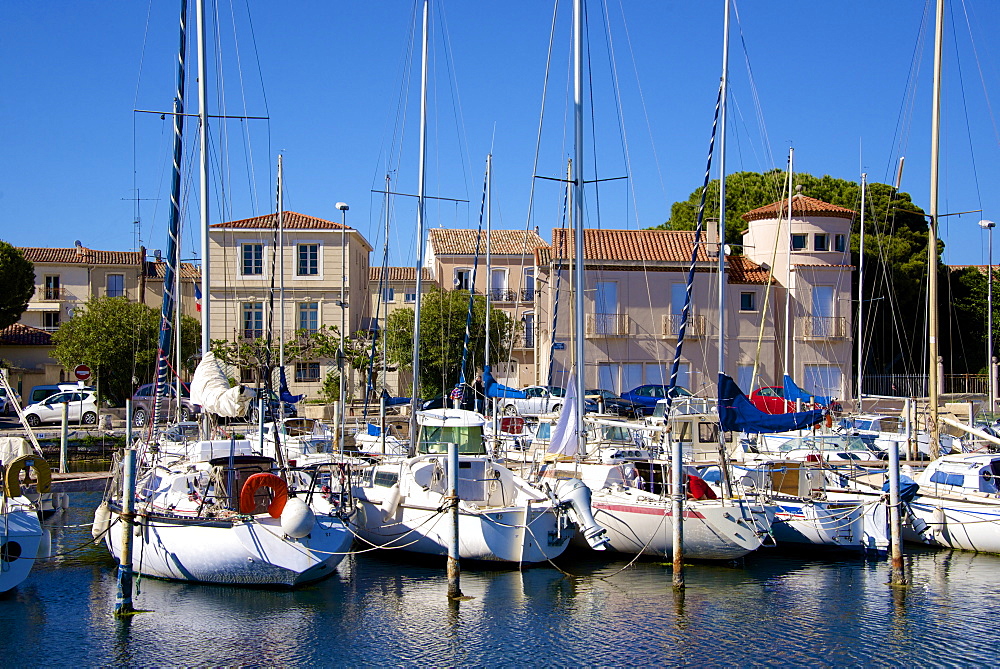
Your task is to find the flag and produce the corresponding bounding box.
[194,283,202,312]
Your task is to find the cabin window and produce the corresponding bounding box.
[835,234,847,252]
[814,234,829,251]
[373,470,399,488]
[106,274,125,298]
[791,234,807,251]
[298,302,319,332]
[418,425,486,455]
[740,291,757,312]
[241,244,263,275]
[242,302,263,339]
[295,362,321,382]
[297,244,319,276]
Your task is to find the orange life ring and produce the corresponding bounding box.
[239,473,288,518]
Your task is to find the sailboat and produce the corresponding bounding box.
[96,0,353,587]
[0,428,46,592]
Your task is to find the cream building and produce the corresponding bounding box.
[367,266,435,395]
[207,211,372,400]
[424,228,546,388]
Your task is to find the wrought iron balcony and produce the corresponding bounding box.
[797,316,847,339]
[585,313,629,337]
[661,313,707,339]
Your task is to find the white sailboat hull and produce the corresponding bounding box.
[352,497,570,563]
[587,489,765,560]
[770,495,888,551]
[105,509,353,587]
[906,496,1000,553]
[0,502,43,592]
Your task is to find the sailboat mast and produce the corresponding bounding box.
[196,0,210,357]
[485,154,492,371]
[410,0,430,440]
[928,0,944,454]
[278,155,285,377]
[716,0,730,378]
[783,148,795,383]
[857,173,866,409]
[572,0,587,448]
[154,0,188,428]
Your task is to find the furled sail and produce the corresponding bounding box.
[190,351,256,418]
[547,376,578,456]
[718,374,824,434]
[483,365,526,399]
[782,374,831,406]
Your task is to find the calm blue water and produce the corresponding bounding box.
[1,491,994,666]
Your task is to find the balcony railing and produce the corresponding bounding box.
[512,329,535,349]
[586,313,629,337]
[41,287,63,301]
[661,313,707,339]
[488,288,518,303]
[520,288,535,302]
[798,316,847,339]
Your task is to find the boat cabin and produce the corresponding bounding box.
[918,454,1000,496]
[416,408,487,455]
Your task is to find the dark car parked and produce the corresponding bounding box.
[585,389,644,418]
[244,390,298,424]
[619,384,693,415]
[131,382,201,428]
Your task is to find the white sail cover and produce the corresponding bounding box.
[190,351,255,418]
[547,375,579,456]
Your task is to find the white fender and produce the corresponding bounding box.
[92,501,112,540]
[280,497,316,539]
[554,478,609,550]
[36,527,51,559]
[379,484,401,521]
[59,492,70,510]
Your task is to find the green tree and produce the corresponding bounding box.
[0,241,35,330]
[385,287,514,398]
[655,169,935,377]
[51,296,199,404]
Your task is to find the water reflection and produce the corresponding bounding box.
[0,492,996,664]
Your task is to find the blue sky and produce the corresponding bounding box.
[3,1,1000,269]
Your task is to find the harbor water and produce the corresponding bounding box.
[1,491,996,666]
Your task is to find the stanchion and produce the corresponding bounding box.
[60,399,70,473]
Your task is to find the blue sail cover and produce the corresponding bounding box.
[782,374,831,406]
[483,365,526,399]
[719,374,825,434]
[278,367,305,404]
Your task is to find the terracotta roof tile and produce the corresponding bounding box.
[210,211,348,230]
[370,266,432,282]
[0,323,53,346]
[550,228,711,263]
[19,246,142,265]
[534,245,552,267]
[429,228,547,255]
[741,194,856,222]
[727,255,773,285]
[145,261,200,279]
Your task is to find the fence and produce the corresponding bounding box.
[862,373,987,397]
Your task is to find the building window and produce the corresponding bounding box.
[241,244,263,276]
[814,234,829,251]
[295,362,321,382]
[522,312,535,348]
[43,311,60,331]
[297,244,319,276]
[44,275,61,300]
[106,274,125,298]
[740,292,757,312]
[835,234,847,252]
[522,268,535,301]
[242,302,264,339]
[298,302,319,332]
[404,292,417,303]
[454,268,472,291]
[240,366,258,383]
[791,234,807,251]
[383,287,395,303]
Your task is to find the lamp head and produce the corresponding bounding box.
[980,219,995,230]
[336,202,349,212]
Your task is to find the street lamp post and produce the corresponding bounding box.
[336,202,349,453]
[981,219,996,415]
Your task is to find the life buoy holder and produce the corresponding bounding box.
[239,473,288,518]
[4,454,52,498]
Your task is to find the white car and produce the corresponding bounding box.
[501,386,566,417]
[23,390,99,427]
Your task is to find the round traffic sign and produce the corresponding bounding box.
[74,364,91,382]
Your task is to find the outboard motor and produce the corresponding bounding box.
[554,478,610,550]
